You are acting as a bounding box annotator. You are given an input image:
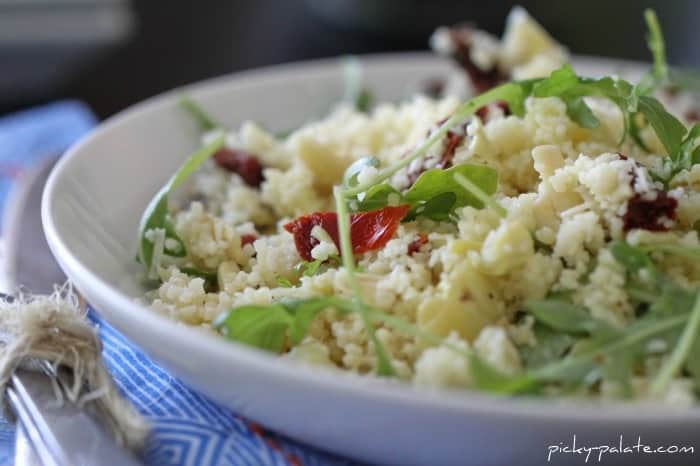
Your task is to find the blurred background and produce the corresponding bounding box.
[2,0,699,119]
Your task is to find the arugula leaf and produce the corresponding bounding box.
[650,293,700,395]
[635,9,668,95]
[214,297,340,352]
[355,89,374,113]
[276,277,294,288]
[695,219,700,235]
[282,298,341,344]
[532,65,607,129]
[636,95,685,157]
[215,304,293,352]
[356,184,401,212]
[179,95,220,131]
[525,299,602,335]
[519,324,575,369]
[609,240,655,272]
[404,164,498,214]
[295,259,323,277]
[642,242,700,262]
[667,123,700,176]
[404,192,456,222]
[453,172,507,218]
[343,57,373,113]
[138,136,225,278]
[469,353,540,394]
[352,164,499,222]
[649,281,697,317]
[686,337,700,395]
[530,312,688,388]
[333,186,396,376]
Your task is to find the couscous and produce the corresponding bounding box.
[138,8,700,404]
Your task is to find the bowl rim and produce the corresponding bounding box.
[42,51,700,423]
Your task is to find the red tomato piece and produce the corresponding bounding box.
[283,205,410,261]
[213,148,264,187]
[240,234,258,246]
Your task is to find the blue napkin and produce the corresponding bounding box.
[0,101,351,466]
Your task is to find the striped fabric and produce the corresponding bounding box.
[0,101,352,466]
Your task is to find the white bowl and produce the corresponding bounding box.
[42,53,699,466]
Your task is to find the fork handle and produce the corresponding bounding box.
[8,370,142,466]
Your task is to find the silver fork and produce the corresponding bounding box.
[8,365,141,466]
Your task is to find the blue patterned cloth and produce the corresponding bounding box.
[0,101,351,466]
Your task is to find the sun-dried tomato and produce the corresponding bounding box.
[240,234,257,246]
[623,191,678,232]
[448,28,507,93]
[213,148,264,187]
[283,205,410,261]
[407,233,429,255]
[614,154,678,232]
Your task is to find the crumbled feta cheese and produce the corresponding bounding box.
[310,225,339,261]
[474,326,522,375]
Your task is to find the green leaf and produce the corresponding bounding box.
[646,9,668,82]
[352,164,499,222]
[282,298,338,344]
[295,259,324,277]
[531,64,579,96]
[650,293,700,395]
[519,324,575,369]
[643,242,700,262]
[343,57,373,113]
[469,353,540,395]
[694,219,700,235]
[215,297,342,352]
[333,186,396,377]
[669,123,700,175]
[563,96,599,129]
[276,277,294,288]
[637,95,685,157]
[138,136,225,277]
[404,164,498,213]
[531,65,631,129]
[492,80,539,117]
[685,337,700,394]
[405,191,457,222]
[609,240,655,272]
[179,95,220,131]
[635,9,668,95]
[525,299,602,335]
[355,88,374,113]
[649,282,697,317]
[531,312,689,389]
[355,184,402,212]
[214,304,293,352]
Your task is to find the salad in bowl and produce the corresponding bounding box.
[137,7,700,405]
